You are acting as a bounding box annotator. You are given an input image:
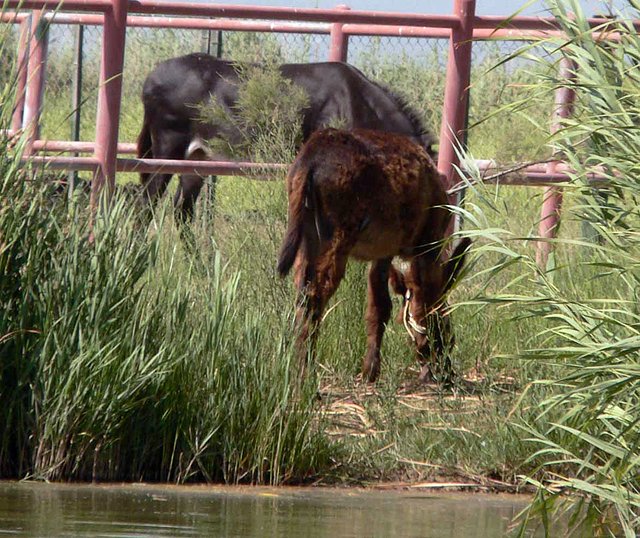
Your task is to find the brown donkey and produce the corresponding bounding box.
[277,128,471,382]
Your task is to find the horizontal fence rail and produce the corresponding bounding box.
[2,10,594,39]
[0,12,620,41]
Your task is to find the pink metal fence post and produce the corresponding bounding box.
[11,14,31,134]
[22,10,49,155]
[536,57,577,269]
[91,0,128,207]
[328,4,350,62]
[438,0,476,199]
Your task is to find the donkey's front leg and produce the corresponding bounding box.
[418,308,455,386]
[174,173,205,225]
[362,258,393,382]
[409,256,454,385]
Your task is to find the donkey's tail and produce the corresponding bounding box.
[277,162,311,277]
[137,114,153,185]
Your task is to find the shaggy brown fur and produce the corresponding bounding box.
[277,128,470,382]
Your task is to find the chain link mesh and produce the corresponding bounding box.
[2,16,555,166]
[468,39,554,162]
[0,21,18,77]
[348,35,449,142]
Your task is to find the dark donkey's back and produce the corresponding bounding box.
[137,53,436,221]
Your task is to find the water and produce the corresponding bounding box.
[0,481,532,537]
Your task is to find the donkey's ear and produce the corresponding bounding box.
[388,265,408,297]
[443,237,472,295]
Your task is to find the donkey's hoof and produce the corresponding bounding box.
[418,363,436,384]
[361,361,380,383]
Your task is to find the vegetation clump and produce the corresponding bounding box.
[199,60,310,166]
[457,1,640,534]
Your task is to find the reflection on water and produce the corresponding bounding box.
[0,481,533,537]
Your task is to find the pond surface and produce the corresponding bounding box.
[0,481,535,537]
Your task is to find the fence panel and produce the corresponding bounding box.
[347,35,448,140]
[35,24,455,151]
[15,18,563,195]
[467,39,553,163]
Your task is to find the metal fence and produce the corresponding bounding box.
[29,21,527,157]
[2,1,522,185]
[0,1,624,265]
[39,24,337,145]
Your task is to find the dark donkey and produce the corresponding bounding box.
[277,128,470,383]
[137,53,436,222]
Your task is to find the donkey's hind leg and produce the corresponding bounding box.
[362,258,393,382]
[293,238,349,374]
[140,129,189,218]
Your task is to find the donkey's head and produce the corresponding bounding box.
[391,237,472,376]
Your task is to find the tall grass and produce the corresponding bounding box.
[0,51,328,484]
[0,178,330,483]
[454,1,640,534]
